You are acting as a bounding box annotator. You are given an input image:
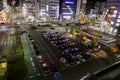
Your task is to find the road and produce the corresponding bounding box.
[30,31,65,71]
[33,27,116,80]
[0,31,7,57]
[0,28,15,58]
[21,33,41,80]
[18,26,117,80]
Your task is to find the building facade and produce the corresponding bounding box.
[86,0,106,15]
[24,0,37,22]
[59,0,77,21]
[0,0,3,11]
[38,0,46,21]
[106,0,120,36]
[38,0,59,22]
[49,0,59,21]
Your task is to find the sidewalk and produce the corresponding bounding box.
[91,50,115,64]
[86,26,115,38]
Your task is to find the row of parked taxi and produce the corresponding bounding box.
[28,34,58,74]
[42,31,91,67]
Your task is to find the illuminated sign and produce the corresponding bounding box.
[64,0,75,4]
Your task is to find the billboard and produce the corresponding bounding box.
[65,0,76,4]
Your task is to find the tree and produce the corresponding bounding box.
[80,34,87,41]
[79,11,86,24]
[90,39,98,47]
[70,28,77,35]
[62,19,66,27]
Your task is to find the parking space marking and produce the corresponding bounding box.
[29,76,34,78]
[33,67,36,71]
[37,73,41,76]
[32,62,35,67]
[30,57,33,61]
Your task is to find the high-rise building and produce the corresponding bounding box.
[49,0,59,21]
[38,0,47,21]
[86,0,106,14]
[38,0,59,21]
[106,0,120,37]
[0,0,3,11]
[60,0,77,20]
[23,0,37,22]
[25,0,36,16]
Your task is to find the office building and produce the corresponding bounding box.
[24,0,37,22]
[60,0,77,20]
[106,0,120,36]
[86,0,106,14]
[0,0,3,11]
[38,0,47,21]
[38,0,59,21]
[49,0,59,21]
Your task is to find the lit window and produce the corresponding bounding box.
[118,15,120,18]
[114,10,117,14]
[115,23,119,26]
[117,19,120,22]
[112,14,116,17]
[110,27,113,32]
[114,29,117,33]
[111,21,114,25]
[110,6,116,9]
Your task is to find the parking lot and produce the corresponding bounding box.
[28,29,103,76]
[26,27,117,80]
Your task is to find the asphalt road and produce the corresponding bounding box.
[21,33,41,80]
[19,26,117,80]
[30,31,65,71]
[34,27,116,80]
[0,28,14,58]
[0,31,7,58]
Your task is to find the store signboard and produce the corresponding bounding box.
[65,0,76,4]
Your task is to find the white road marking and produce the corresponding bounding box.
[33,67,36,72]
[33,67,36,70]
[37,73,41,76]
[32,62,34,66]
[30,57,33,61]
[29,76,34,78]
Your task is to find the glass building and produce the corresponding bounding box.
[60,0,77,20]
[106,0,120,36]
